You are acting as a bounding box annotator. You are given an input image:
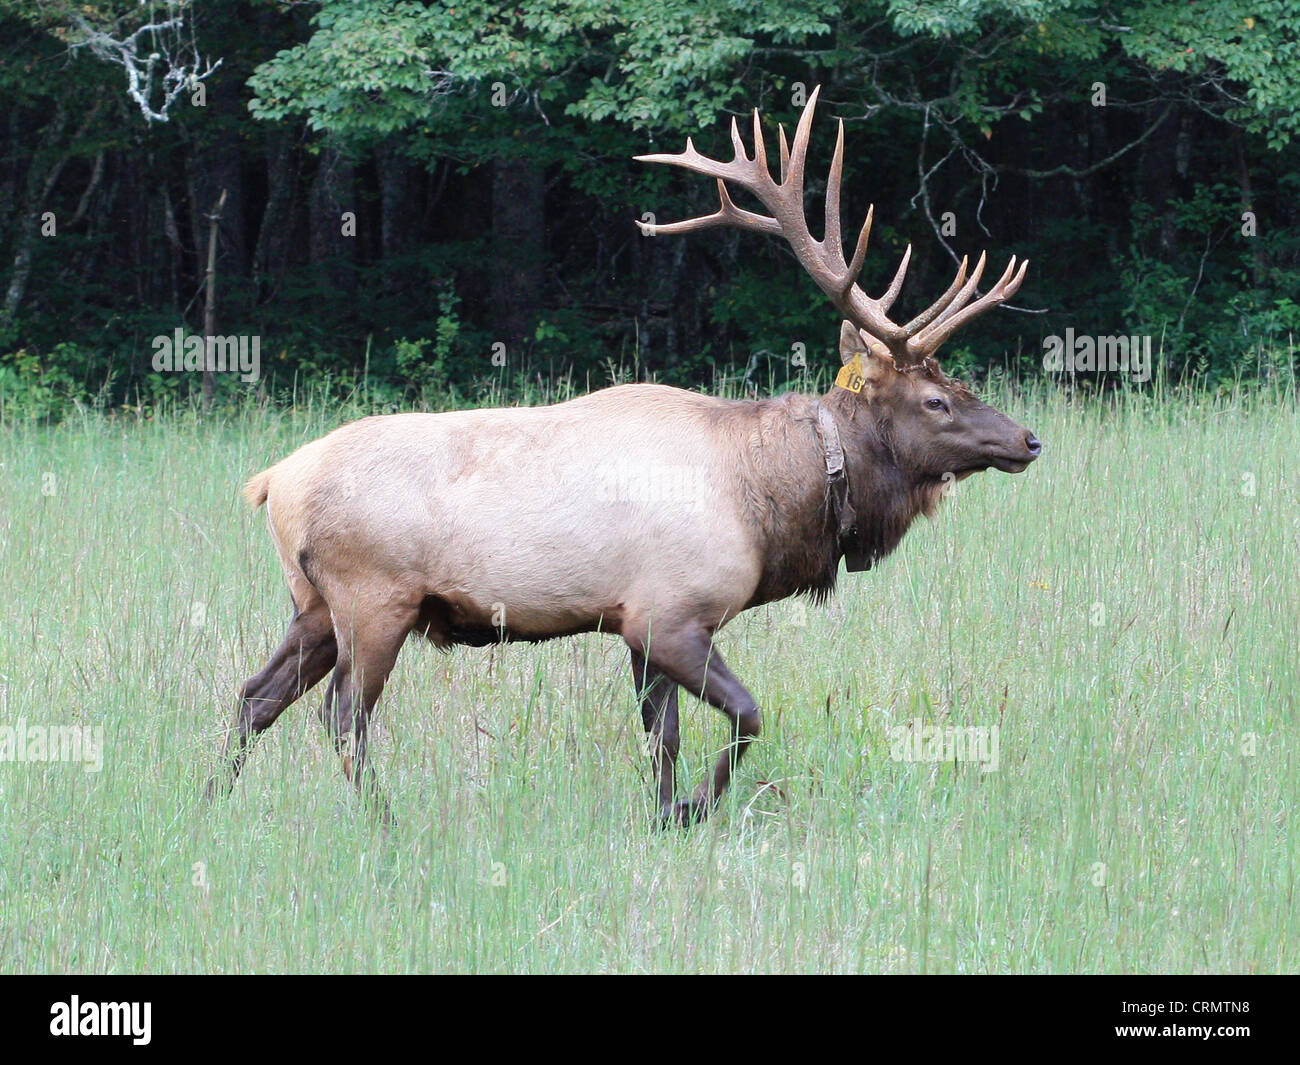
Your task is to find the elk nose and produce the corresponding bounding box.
[1025,432,1042,456]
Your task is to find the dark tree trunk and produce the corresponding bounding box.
[189,76,247,282]
[490,157,546,359]
[202,189,227,412]
[309,141,356,296]
[377,136,411,295]
[2,104,69,321]
[252,125,295,296]
[1136,100,1185,257]
[1232,126,1262,288]
[0,106,21,223]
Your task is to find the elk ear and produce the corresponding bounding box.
[838,320,864,365]
[836,320,899,397]
[838,319,898,378]
[838,320,895,365]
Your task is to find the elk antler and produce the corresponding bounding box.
[635,86,1028,368]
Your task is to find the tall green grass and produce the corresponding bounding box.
[0,380,1295,972]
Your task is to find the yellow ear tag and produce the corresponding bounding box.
[835,352,866,393]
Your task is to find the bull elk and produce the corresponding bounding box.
[205,87,1041,825]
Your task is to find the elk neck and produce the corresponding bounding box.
[816,385,943,574]
[732,392,841,608]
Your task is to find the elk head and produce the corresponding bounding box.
[636,86,1041,492]
[836,320,1041,484]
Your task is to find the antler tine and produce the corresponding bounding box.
[634,177,783,237]
[778,124,790,183]
[635,137,727,180]
[876,244,912,313]
[901,254,971,333]
[946,250,990,319]
[730,117,748,166]
[785,84,821,199]
[635,123,766,186]
[912,256,1027,355]
[824,118,846,264]
[750,109,775,188]
[843,203,874,296]
[1008,256,1029,292]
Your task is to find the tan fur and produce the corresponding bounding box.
[244,384,834,650]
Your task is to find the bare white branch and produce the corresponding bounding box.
[69,4,222,124]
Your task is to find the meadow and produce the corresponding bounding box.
[0,376,1296,973]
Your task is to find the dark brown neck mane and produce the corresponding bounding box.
[736,388,940,610]
[821,386,943,574]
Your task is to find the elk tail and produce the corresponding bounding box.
[243,469,271,508]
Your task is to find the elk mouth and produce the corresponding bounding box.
[985,434,1042,474]
[990,455,1033,474]
[947,453,1035,476]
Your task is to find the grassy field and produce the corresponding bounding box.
[0,379,1296,973]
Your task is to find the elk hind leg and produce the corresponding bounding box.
[205,595,337,803]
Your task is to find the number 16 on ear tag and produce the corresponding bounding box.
[835,353,865,393]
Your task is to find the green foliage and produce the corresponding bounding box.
[1123,2,1300,149]
[393,284,461,389]
[5,0,1300,409]
[889,0,1062,38]
[0,348,71,420]
[249,0,839,139]
[1115,182,1300,384]
[249,1,453,135]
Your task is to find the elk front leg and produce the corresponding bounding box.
[630,648,680,820]
[641,627,761,826]
[319,664,396,826]
[316,595,419,826]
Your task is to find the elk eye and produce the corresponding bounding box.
[925,397,948,412]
